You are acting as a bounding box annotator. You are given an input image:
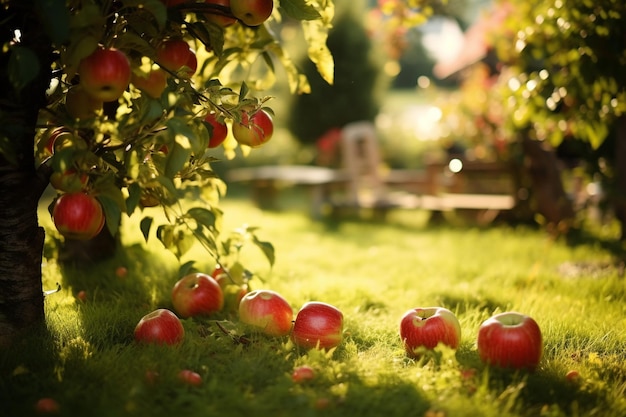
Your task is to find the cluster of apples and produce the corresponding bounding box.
[134,265,344,352]
[399,307,543,371]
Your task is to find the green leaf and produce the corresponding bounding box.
[164,140,191,179]
[126,182,142,215]
[186,207,217,231]
[8,47,40,92]
[179,261,196,277]
[279,0,321,20]
[97,195,122,237]
[252,236,275,267]
[302,19,334,85]
[140,217,153,242]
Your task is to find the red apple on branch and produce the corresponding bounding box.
[399,307,461,358]
[477,311,542,371]
[78,47,131,102]
[171,273,224,318]
[204,112,229,148]
[230,0,273,26]
[238,289,293,336]
[131,69,168,99]
[204,0,237,27]
[157,39,198,78]
[232,109,273,147]
[52,192,105,240]
[291,301,343,350]
[134,309,185,345]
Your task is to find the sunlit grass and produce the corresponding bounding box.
[1,191,625,417]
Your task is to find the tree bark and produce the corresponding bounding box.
[0,3,53,346]
[521,134,575,234]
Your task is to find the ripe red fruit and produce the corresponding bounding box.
[131,69,168,99]
[171,273,224,318]
[291,301,343,350]
[134,308,185,345]
[157,40,198,78]
[78,47,131,102]
[178,369,203,386]
[232,109,273,147]
[204,0,237,27]
[238,289,293,336]
[205,112,229,148]
[399,307,461,358]
[35,397,60,414]
[230,0,273,26]
[477,311,542,371]
[291,365,315,383]
[52,192,105,240]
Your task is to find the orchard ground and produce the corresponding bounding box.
[1,186,625,417]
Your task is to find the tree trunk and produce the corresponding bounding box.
[0,3,53,346]
[521,134,575,234]
[612,116,626,241]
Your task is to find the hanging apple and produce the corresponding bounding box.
[52,192,105,240]
[232,109,273,147]
[77,47,131,102]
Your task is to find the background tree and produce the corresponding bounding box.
[287,0,387,151]
[0,0,334,346]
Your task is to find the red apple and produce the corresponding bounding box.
[291,301,343,350]
[477,311,542,371]
[134,308,185,345]
[230,0,273,26]
[204,112,229,148]
[78,47,131,102]
[232,109,273,147]
[171,273,224,318]
[157,39,198,78]
[291,365,315,383]
[131,69,168,99]
[238,289,293,337]
[204,0,237,27]
[115,266,128,278]
[43,127,71,154]
[35,397,60,414]
[178,369,203,386]
[52,192,105,240]
[76,290,87,303]
[399,307,461,358]
[65,87,103,119]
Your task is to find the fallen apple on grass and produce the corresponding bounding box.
[35,397,60,414]
[291,365,316,383]
[291,301,343,350]
[477,311,542,371]
[134,308,185,345]
[171,273,224,318]
[178,369,203,386]
[399,307,461,358]
[238,289,293,337]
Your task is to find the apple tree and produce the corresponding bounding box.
[0,0,334,346]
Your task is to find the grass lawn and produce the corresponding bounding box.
[1,188,625,417]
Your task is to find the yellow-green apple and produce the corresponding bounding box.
[171,273,224,318]
[238,289,293,336]
[78,47,131,102]
[131,68,168,99]
[157,39,197,78]
[205,112,229,148]
[52,192,105,240]
[477,311,542,371]
[49,168,88,193]
[399,307,461,358]
[65,87,103,119]
[291,301,343,350]
[232,109,273,147]
[204,0,237,27]
[230,0,273,26]
[134,308,185,345]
